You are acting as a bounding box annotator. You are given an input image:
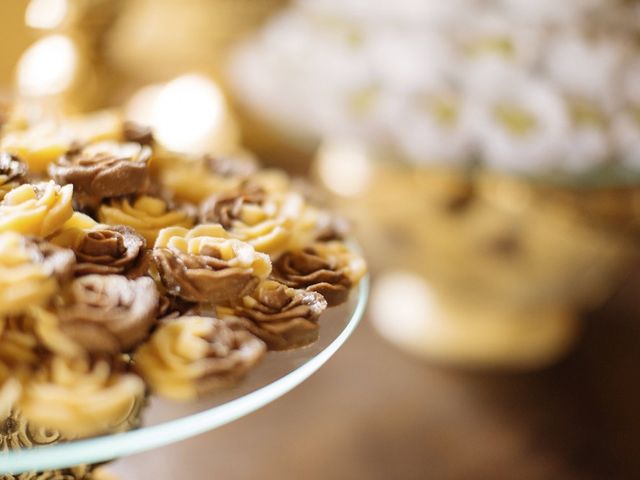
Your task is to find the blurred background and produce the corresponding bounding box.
[3,0,640,478]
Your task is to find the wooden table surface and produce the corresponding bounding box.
[112,269,640,480]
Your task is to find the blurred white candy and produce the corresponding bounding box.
[545,32,627,111]
[228,0,640,176]
[466,69,569,173]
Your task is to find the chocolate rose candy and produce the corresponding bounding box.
[221,280,327,350]
[273,249,352,306]
[73,225,148,277]
[122,121,154,146]
[57,274,159,355]
[274,242,366,306]
[152,225,271,305]
[134,315,266,401]
[153,248,262,305]
[199,184,265,227]
[49,141,151,207]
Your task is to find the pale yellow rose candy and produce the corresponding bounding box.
[155,224,271,279]
[160,161,242,204]
[0,181,73,237]
[0,319,40,368]
[49,212,99,247]
[155,151,257,204]
[26,306,85,359]
[252,169,291,194]
[134,316,265,401]
[0,361,21,419]
[98,195,193,244]
[1,110,122,174]
[244,194,321,254]
[229,193,302,255]
[0,233,60,317]
[20,356,145,438]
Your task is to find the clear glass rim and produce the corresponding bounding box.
[1,276,369,474]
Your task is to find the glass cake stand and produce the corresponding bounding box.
[1,276,369,475]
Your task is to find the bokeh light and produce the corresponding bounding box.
[153,74,228,153]
[316,140,372,197]
[25,0,68,30]
[17,34,76,97]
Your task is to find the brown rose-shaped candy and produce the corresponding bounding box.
[0,152,27,199]
[314,216,350,242]
[73,225,148,277]
[122,121,154,146]
[199,184,265,227]
[49,141,151,207]
[152,225,271,305]
[134,315,266,400]
[273,242,366,306]
[220,280,327,350]
[153,249,262,306]
[57,274,159,355]
[273,249,351,306]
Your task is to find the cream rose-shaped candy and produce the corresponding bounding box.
[19,357,145,438]
[98,195,193,244]
[152,225,271,305]
[49,141,152,207]
[0,182,73,237]
[157,152,256,204]
[218,280,327,350]
[56,274,160,355]
[0,361,22,419]
[0,110,122,174]
[0,233,75,318]
[0,317,42,369]
[134,315,266,400]
[273,242,366,306]
[200,185,315,255]
[19,306,85,360]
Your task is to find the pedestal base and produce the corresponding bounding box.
[372,276,580,370]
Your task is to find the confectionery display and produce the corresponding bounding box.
[0,108,366,471]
